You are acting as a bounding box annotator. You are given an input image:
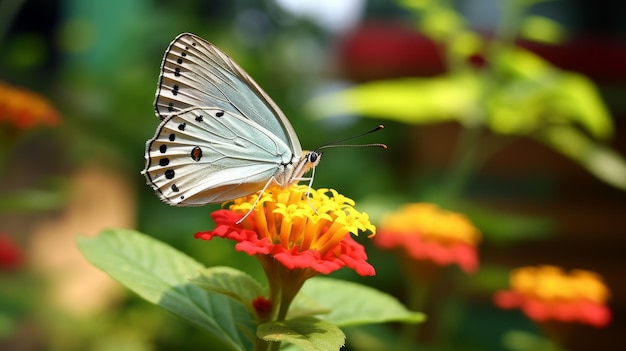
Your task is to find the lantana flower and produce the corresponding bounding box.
[195,184,376,320]
[494,265,611,328]
[0,81,59,130]
[374,203,481,273]
[0,233,24,271]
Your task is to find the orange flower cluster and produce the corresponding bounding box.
[374,203,481,273]
[494,265,611,327]
[0,81,59,130]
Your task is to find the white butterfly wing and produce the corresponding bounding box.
[144,107,295,205]
[154,32,302,156]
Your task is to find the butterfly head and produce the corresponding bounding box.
[283,150,320,187]
[306,150,322,166]
[301,150,322,174]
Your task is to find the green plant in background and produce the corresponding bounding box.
[308,0,621,350]
[311,0,626,204]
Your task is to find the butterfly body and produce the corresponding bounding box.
[143,33,320,206]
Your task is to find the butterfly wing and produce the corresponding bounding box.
[154,32,302,156]
[143,107,295,205]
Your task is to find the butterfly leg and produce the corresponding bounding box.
[291,167,317,214]
[235,177,279,224]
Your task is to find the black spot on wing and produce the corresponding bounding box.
[191,146,202,162]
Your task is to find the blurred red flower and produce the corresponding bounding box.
[0,81,60,130]
[0,233,24,271]
[375,203,481,273]
[494,265,611,328]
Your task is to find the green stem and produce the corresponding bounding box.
[399,255,441,350]
[259,260,313,351]
[438,115,483,206]
[400,278,430,350]
[276,267,310,320]
[439,0,528,204]
[254,336,269,351]
[267,340,281,351]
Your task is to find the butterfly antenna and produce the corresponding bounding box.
[317,124,387,151]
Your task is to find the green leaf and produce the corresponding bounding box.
[553,73,613,139]
[258,317,345,351]
[77,228,254,351]
[539,126,626,190]
[0,178,69,213]
[420,6,465,41]
[503,330,562,351]
[190,266,265,311]
[521,16,565,44]
[495,48,552,81]
[287,293,332,320]
[490,48,613,139]
[463,205,555,244]
[296,277,425,326]
[308,75,479,125]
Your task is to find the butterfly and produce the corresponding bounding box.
[142,33,321,206]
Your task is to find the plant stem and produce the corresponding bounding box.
[399,256,439,350]
[439,0,527,204]
[267,340,281,351]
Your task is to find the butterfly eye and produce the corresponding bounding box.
[308,152,319,163]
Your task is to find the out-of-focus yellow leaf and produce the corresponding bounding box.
[552,73,613,139]
[308,75,480,124]
[487,79,549,135]
[450,31,483,57]
[521,16,566,44]
[497,48,551,79]
[539,126,626,190]
[488,48,613,139]
[420,6,464,41]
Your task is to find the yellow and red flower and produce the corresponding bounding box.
[374,203,481,273]
[0,81,59,130]
[195,184,376,277]
[494,265,611,328]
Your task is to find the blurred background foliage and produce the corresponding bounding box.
[0,0,624,350]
